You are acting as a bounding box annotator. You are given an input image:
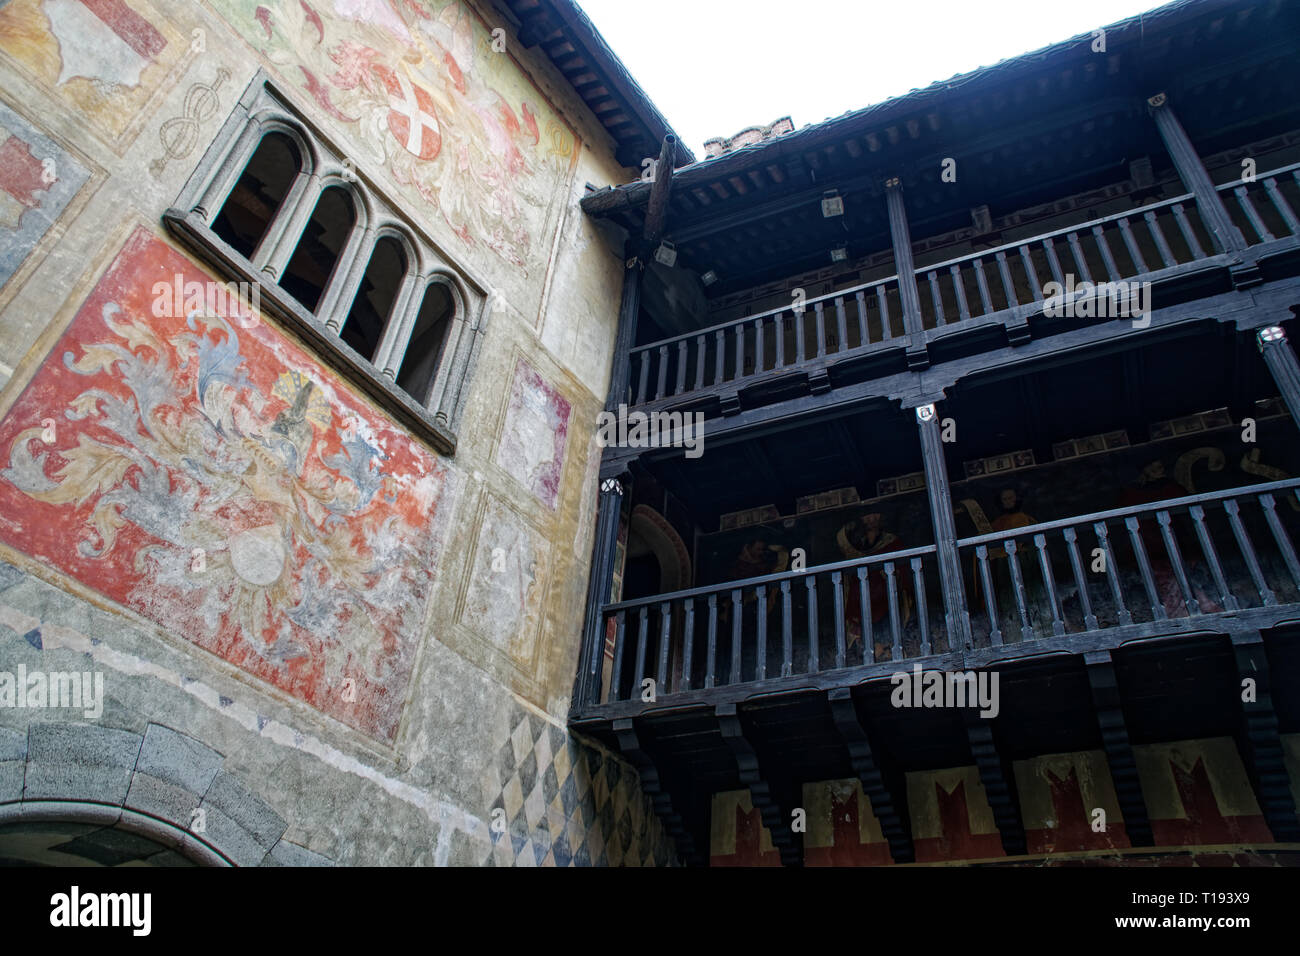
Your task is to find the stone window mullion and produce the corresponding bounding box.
[252,169,321,279]
[434,297,487,426]
[320,222,376,333]
[374,270,424,379]
[193,115,265,224]
[424,302,468,420]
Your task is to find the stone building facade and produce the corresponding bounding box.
[0,0,676,866]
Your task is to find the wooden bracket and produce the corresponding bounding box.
[1084,651,1154,846]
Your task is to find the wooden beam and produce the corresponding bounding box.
[884,178,925,342]
[1230,633,1300,841]
[612,718,701,864]
[642,135,677,247]
[916,403,973,650]
[716,703,803,865]
[964,706,1026,856]
[1148,93,1247,253]
[827,689,914,862]
[573,475,626,711]
[1256,324,1300,433]
[1084,650,1154,846]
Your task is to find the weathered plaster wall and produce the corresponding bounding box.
[0,0,669,865]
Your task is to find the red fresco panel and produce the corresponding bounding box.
[0,227,450,742]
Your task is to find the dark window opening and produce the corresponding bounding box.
[395,283,455,405]
[281,186,355,314]
[211,132,299,259]
[341,236,406,363]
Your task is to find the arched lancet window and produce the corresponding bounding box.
[396,281,456,405]
[342,235,407,363]
[169,74,484,453]
[211,131,300,258]
[282,185,355,314]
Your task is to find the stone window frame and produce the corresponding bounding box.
[162,70,490,456]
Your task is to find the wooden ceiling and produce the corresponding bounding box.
[500,0,693,168]
[581,0,1300,299]
[640,319,1283,531]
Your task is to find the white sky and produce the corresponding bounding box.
[575,0,1169,157]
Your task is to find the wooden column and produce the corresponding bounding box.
[884,177,924,338]
[1257,325,1300,430]
[915,403,972,650]
[1148,93,1247,254]
[606,242,644,410]
[574,475,627,711]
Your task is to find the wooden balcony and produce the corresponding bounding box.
[571,479,1300,864]
[622,163,1300,419]
[574,477,1300,719]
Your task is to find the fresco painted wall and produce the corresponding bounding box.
[209,0,580,308]
[711,735,1300,865]
[0,0,648,865]
[0,226,452,742]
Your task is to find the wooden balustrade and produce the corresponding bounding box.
[584,478,1300,710]
[628,273,904,406]
[1218,160,1300,245]
[598,543,941,703]
[957,478,1300,646]
[618,163,1300,412]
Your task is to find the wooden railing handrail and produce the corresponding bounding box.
[602,542,938,613]
[956,477,1300,549]
[911,191,1195,276]
[621,160,1298,391]
[629,272,901,355]
[627,192,1196,358]
[601,478,1300,615]
[1213,160,1300,190]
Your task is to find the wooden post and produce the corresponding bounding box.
[642,134,677,248]
[607,240,644,409]
[1148,93,1247,253]
[915,403,972,650]
[1257,325,1300,430]
[574,474,628,711]
[884,177,924,337]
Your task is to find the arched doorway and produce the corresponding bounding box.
[624,506,692,693]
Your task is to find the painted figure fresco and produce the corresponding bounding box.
[835,511,911,659]
[0,226,450,742]
[211,0,580,272]
[730,528,789,581]
[718,528,788,672]
[1117,458,1222,618]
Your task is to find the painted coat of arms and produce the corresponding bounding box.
[0,227,450,741]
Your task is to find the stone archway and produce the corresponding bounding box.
[628,504,691,593]
[0,721,333,867]
[627,505,692,692]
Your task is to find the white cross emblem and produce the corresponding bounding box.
[389,72,439,158]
